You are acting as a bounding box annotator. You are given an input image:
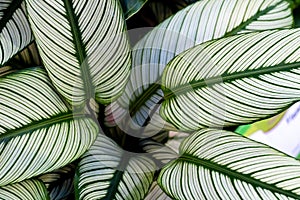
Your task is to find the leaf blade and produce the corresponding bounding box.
[158,129,300,199]
[76,133,156,200]
[0,0,33,66]
[119,0,148,19]
[108,0,294,134]
[0,68,98,186]
[26,0,131,106]
[0,179,49,200]
[161,29,300,131]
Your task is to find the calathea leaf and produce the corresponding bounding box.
[106,0,294,135]
[6,42,42,69]
[0,179,49,200]
[144,181,171,200]
[25,0,131,107]
[38,164,76,200]
[0,0,33,66]
[119,0,148,19]
[165,131,190,153]
[76,133,156,200]
[158,129,300,200]
[161,29,300,131]
[0,66,16,77]
[140,139,178,169]
[0,68,98,186]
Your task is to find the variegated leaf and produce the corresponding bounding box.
[26,0,131,106]
[161,29,300,131]
[0,68,98,186]
[76,133,156,200]
[0,0,33,66]
[107,0,294,135]
[158,129,300,199]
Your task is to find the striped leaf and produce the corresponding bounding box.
[6,42,42,69]
[107,0,294,135]
[0,66,16,77]
[76,133,156,200]
[158,129,300,200]
[26,0,131,106]
[141,139,179,168]
[38,164,76,200]
[0,68,98,186]
[0,179,49,200]
[0,0,33,66]
[144,181,171,200]
[166,132,190,153]
[119,0,148,19]
[161,29,300,131]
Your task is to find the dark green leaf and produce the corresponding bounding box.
[119,0,148,19]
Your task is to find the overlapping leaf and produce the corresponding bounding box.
[119,0,148,19]
[0,0,33,66]
[141,139,178,168]
[38,164,76,200]
[76,133,156,200]
[6,42,42,69]
[144,181,171,200]
[26,0,131,106]
[0,66,16,77]
[158,129,300,199]
[161,29,300,131]
[0,68,98,186]
[0,179,49,200]
[107,0,294,135]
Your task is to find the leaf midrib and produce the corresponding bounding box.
[179,154,300,199]
[63,0,94,105]
[128,0,289,118]
[129,82,161,117]
[105,152,128,200]
[0,0,23,33]
[224,0,285,37]
[164,62,300,99]
[0,111,86,141]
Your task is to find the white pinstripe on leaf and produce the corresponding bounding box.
[0,68,98,186]
[158,129,300,200]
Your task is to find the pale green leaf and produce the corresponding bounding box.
[107,0,294,135]
[26,0,131,106]
[76,133,156,200]
[161,29,300,131]
[0,179,49,200]
[0,68,98,186]
[158,129,300,200]
[0,0,33,66]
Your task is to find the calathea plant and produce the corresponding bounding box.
[1,0,300,199]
